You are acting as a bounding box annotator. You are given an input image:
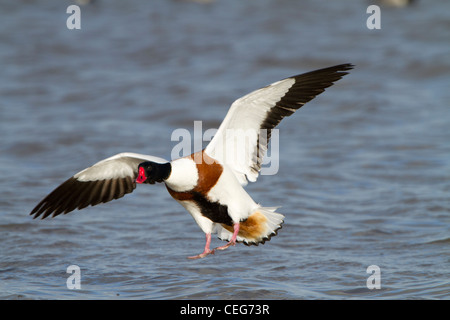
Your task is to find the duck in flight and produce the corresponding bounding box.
[30,64,353,259]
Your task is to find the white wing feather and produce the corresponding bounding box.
[75,152,168,181]
[205,78,295,185]
[204,64,353,185]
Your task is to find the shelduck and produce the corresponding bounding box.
[30,64,353,259]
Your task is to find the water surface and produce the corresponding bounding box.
[0,0,449,299]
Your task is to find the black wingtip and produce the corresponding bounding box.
[311,63,354,75]
[337,63,354,74]
[29,204,43,219]
[285,63,354,84]
[332,63,354,70]
[318,63,354,75]
[340,63,354,69]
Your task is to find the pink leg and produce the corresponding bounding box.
[187,233,215,259]
[215,223,240,251]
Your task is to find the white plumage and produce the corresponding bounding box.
[205,77,297,185]
[74,153,167,182]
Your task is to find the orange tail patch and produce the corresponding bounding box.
[221,211,268,242]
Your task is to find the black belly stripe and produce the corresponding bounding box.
[191,192,233,226]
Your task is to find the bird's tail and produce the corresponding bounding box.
[216,207,284,246]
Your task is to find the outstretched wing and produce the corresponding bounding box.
[204,64,353,185]
[30,152,168,219]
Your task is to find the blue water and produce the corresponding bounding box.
[0,0,449,299]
